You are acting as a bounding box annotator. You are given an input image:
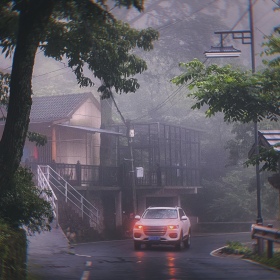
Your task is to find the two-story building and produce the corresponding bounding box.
[0,92,202,237]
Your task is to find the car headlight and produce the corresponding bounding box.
[134,225,143,230]
[168,225,179,230]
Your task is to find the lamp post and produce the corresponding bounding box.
[205,0,263,225]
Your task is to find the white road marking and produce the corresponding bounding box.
[80,270,90,280]
[76,254,92,257]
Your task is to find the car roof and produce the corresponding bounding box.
[146,207,180,210]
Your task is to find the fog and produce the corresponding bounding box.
[1,0,279,221]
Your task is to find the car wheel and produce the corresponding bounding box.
[184,229,191,249]
[175,232,184,251]
[134,241,141,250]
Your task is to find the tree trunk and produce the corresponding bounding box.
[0,1,54,190]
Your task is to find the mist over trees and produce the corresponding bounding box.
[111,0,280,221]
[0,1,279,223]
[0,0,158,228]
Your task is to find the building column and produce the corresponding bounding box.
[51,126,57,161]
[115,191,122,228]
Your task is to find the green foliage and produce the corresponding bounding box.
[0,0,159,191]
[245,146,280,172]
[222,240,280,270]
[171,58,280,175]
[225,123,254,167]
[0,72,48,146]
[0,166,54,233]
[26,132,47,147]
[262,7,280,68]
[0,223,27,280]
[0,71,9,109]
[171,59,280,123]
[0,1,159,98]
[248,251,280,270]
[183,169,278,222]
[221,241,251,255]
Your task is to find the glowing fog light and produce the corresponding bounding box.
[134,225,143,230]
[168,225,179,230]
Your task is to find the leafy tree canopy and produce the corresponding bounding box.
[0,0,159,189]
[171,59,280,123]
[261,5,280,67]
[0,166,53,233]
[0,0,159,98]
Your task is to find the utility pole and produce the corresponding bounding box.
[109,92,137,215]
[126,120,137,215]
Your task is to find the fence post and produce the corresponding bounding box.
[257,222,264,255]
[156,164,162,186]
[76,160,81,186]
[45,165,49,183]
[55,199,59,228]
[65,182,68,203]
[81,196,84,219]
[50,160,57,185]
[267,224,273,259]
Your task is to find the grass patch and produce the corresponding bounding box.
[221,241,251,255]
[27,273,41,280]
[222,240,280,270]
[245,251,280,270]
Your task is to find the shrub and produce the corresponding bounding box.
[0,222,27,280]
[221,241,251,255]
[0,166,54,233]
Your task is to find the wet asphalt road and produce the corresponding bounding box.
[28,232,280,280]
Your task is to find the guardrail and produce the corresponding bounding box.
[251,223,280,258]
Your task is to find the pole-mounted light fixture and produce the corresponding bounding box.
[204,30,251,58]
[204,46,241,58]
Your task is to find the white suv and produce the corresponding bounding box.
[133,206,191,250]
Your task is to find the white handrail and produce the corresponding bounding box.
[37,165,99,227]
[37,165,58,223]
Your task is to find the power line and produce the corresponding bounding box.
[32,66,69,79]
[156,0,219,32]
[271,0,280,7]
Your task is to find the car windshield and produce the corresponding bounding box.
[142,209,178,219]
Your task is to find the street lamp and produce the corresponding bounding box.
[205,0,263,225]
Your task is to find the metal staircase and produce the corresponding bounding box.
[37,165,99,229]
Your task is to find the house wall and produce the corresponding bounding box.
[56,97,101,165]
[56,127,87,164]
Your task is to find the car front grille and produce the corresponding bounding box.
[143,226,167,236]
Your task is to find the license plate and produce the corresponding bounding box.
[148,236,160,241]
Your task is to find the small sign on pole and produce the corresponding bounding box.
[136,167,144,178]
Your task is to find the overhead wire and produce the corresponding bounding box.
[131,0,278,122]
[1,0,278,123]
[156,0,219,32]
[271,0,280,7]
[135,2,254,120]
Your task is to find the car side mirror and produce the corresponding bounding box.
[134,215,141,220]
[181,215,188,220]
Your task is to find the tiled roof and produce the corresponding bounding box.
[259,130,280,152]
[30,92,99,123]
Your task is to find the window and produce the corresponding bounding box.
[143,209,178,219]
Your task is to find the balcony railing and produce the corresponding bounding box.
[26,161,200,188]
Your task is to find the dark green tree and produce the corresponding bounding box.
[171,59,280,171]
[0,166,54,232]
[0,0,158,190]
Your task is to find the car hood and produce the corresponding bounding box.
[136,219,179,226]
